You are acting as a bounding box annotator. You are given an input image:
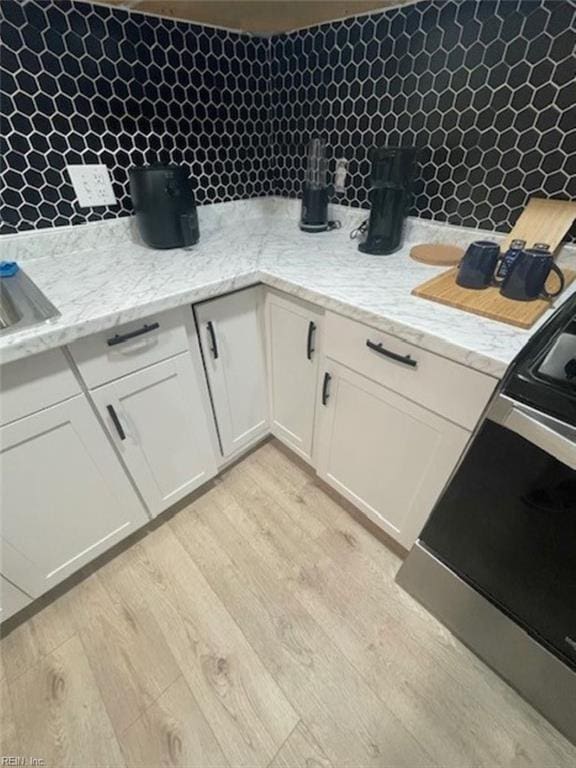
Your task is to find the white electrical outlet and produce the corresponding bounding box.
[66,164,117,208]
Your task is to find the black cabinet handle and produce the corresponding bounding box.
[107,404,126,441]
[206,320,219,359]
[306,321,316,360]
[107,322,159,347]
[366,339,417,368]
[322,372,332,405]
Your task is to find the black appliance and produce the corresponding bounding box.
[129,165,199,249]
[300,137,329,233]
[358,147,417,255]
[398,293,576,744]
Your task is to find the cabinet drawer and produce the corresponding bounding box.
[324,312,496,430]
[1,348,81,426]
[68,307,189,388]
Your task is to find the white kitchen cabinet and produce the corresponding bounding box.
[1,348,81,427]
[68,307,189,389]
[265,291,322,463]
[92,352,218,517]
[323,311,497,431]
[0,395,148,598]
[195,287,269,459]
[0,575,31,622]
[316,362,469,549]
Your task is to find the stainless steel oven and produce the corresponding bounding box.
[398,293,576,745]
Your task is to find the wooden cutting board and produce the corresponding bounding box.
[409,243,464,266]
[412,266,576,329]
[501,198,576,253]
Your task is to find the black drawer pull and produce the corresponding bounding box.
[306,321,316,360]
[107,322,159,347]
[107,404,126,440]
[206,320,219,359]
[322,372,332,405]
[366,339,417,368]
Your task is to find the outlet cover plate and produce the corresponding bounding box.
[66,164,117,208]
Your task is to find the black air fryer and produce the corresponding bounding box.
[129,165,199,249]
[358,147,417,255]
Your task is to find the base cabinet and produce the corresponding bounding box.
[0,288,488,615]
[0,395,148,598]
[265,291,322,463]
[195,287,269,459]
[0,576,31,622]
[92,352,218,517]
[316,362,469,549]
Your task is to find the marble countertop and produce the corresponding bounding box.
[2,197,575,378]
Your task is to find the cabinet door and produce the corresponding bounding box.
[1,576,31,622]
[196,287,268,458]
[265,292,322,463]
[0,395,148,598]
[316,363,469,549]
[92,353,218,517]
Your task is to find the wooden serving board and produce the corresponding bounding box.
[412,267,576,329]
[501,198,576,253]
[409,243,464,266]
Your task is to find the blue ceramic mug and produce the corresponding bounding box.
[456,241,501,289]
[500,249,565,301]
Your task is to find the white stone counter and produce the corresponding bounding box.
[1,197,574,378]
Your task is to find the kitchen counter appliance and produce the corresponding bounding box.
[397,292,576,744]
[357,146,416,255]
[300,137,330,233]
[129,165,199,249]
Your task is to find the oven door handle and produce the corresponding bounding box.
[491,395,576,470]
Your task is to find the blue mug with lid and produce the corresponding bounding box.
[456,241,500,289]
[500,249,565,301]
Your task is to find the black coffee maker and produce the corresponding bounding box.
[129,165,199,249]
[357,147,417,255]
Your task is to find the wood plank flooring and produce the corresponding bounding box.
[2,439,575,767]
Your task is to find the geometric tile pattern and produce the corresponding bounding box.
[270,0,576,238]
[1,0,271,233]
[1,0,575,240]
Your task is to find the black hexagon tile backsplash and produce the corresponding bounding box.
[1,0,575,237]
[270,0,576,237]
[1,0,272,233]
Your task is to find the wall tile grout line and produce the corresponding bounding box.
[1,0,574,239]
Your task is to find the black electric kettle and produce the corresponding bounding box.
[129,165,199,249]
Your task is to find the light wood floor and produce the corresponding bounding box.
[2,440,575,767]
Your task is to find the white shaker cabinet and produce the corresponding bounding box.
[92,352,218,517]
[0,395,148,598]
[68,307,189,389]
[195,287,269,459]
[265,291,322,464]
[315,362,469,549]
[0,575,31,622]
